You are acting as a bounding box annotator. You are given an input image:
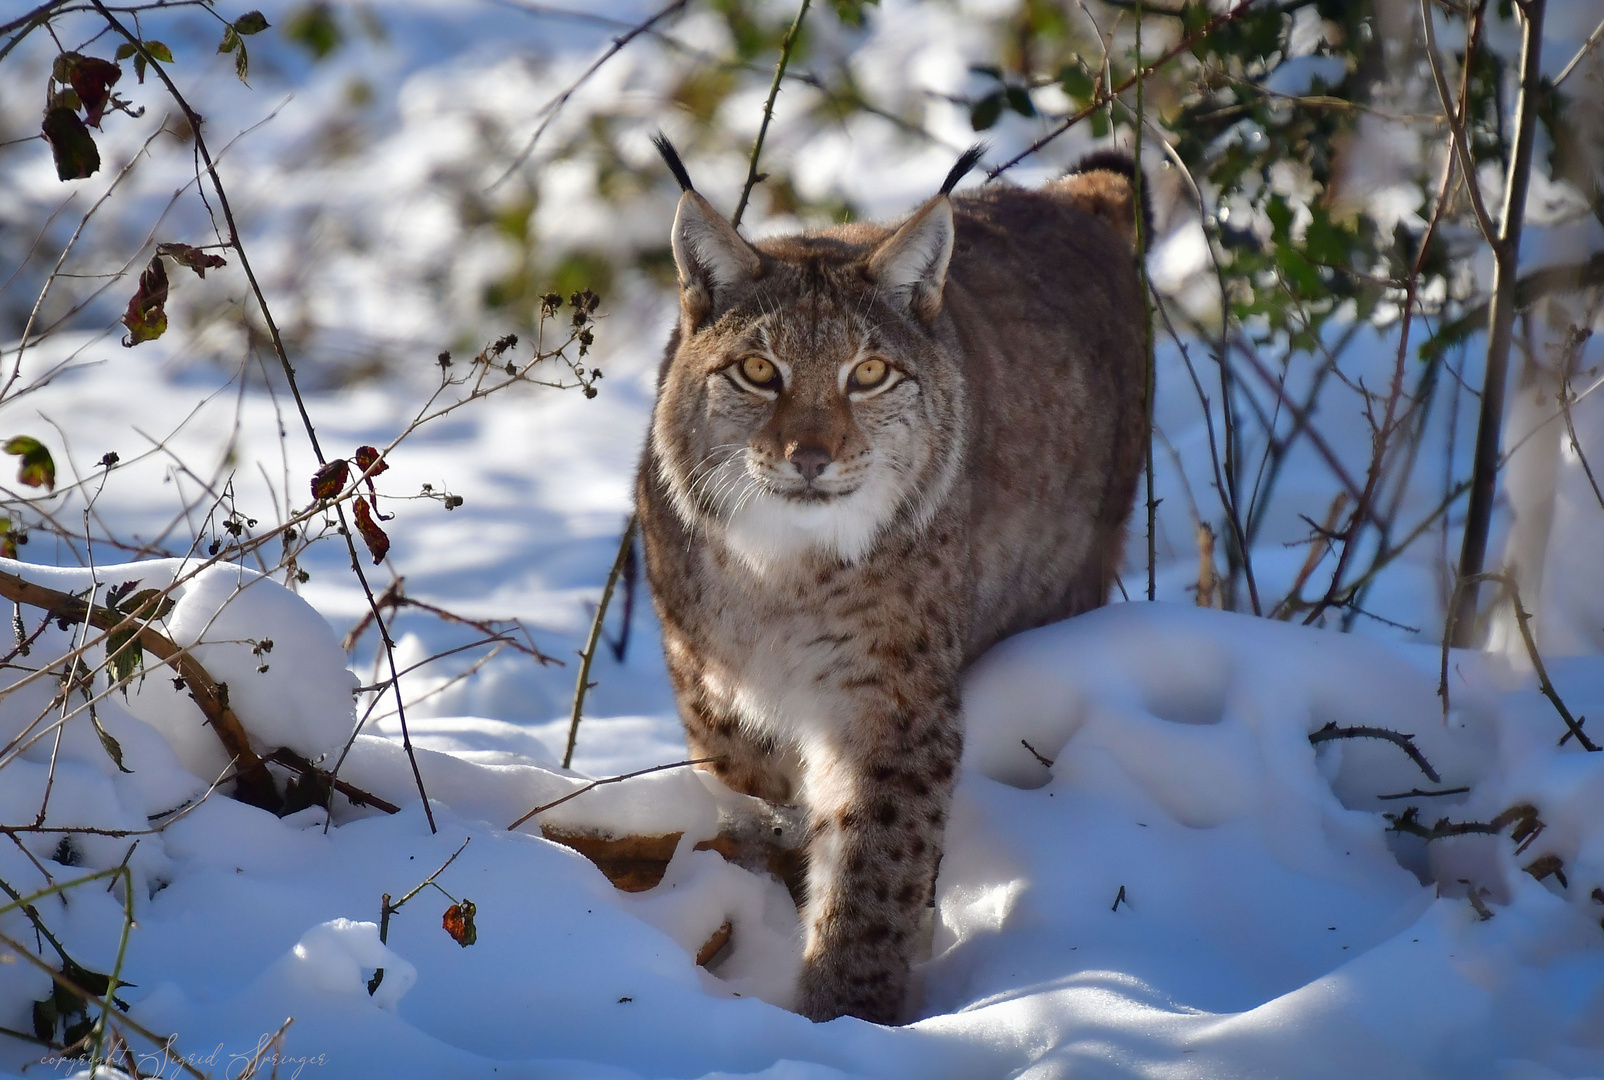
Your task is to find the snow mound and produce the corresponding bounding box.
[1,557,358,777]
[5,589,1603,1079]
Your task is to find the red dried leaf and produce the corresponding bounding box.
[310,459,350,500]
[353,445,389,479]
[64,54,122,128]
[120,257,168,346]
[353,498,390,564]
[156,243,226,278]
[442,900,476,947]
[41,107,99,181]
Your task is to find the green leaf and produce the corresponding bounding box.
[144,40,173,63]
[120,256,169,346]
[115,43,137,60]
[233,11,271,34]
[32,996,56,1042]
[1004,85,1035,118]
[41,107,100,181]
[285,4,343,59]
[121,588,175,621]
[969,91,1004,131]
[830,0,878,26]
[90,708,133,771]
[217,25,251,80]
[1058,64,1094,105]
[4,437,56,492]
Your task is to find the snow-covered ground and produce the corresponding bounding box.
[2,0,1603,1077]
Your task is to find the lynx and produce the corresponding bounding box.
[637,137,1148,1024]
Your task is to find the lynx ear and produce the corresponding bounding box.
[867,197,954,322]
[672,192,761,323]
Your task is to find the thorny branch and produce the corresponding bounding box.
[731,0,811,229]
[563,515,636,769]
[1308,722,1442,783]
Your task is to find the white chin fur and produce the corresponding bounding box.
[723,473,902,576]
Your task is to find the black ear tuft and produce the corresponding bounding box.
[940,143,989,196]
[652,132,695,193]
[1069,150,1153,240]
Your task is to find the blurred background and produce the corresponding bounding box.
[1,0,1601,761]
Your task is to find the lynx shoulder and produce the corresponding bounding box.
[636,139,1148,1024]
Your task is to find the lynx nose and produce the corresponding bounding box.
[787,444,832,483]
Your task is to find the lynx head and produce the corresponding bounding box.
[650,142,984,577]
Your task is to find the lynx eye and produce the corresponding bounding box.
[848,357,890,391]
[735,355,781,391]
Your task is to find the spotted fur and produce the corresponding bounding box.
[637,149,1147,1024]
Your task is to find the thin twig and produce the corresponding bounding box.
[731,0,811,229]
[1552,11,1604,88]
[1419,0,1498,244]
[563,515,637,769]
[508,756,716,831]
[986,0,1257,179]
[1135,0,1156,601]
[1502,574,1599,751]
[491,0,691,189]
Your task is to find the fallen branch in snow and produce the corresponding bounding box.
[267,748,400,816]
[1308,722,1441,783]
[1385,803,1543,849]
[1021,740,1055,768]
[0,569,403,816]
[1375,786,1470,801]
[0,567,277,809]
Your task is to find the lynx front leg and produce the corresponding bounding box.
[796,697,962,1024]
[678,695,797,804]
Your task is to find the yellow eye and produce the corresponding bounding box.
[738,355,779,389]
[850,357,889,390]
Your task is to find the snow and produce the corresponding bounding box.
[3,568,1602,1077]
[3,0,1604,1077]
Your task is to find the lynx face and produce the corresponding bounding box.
[653,249,966,576]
